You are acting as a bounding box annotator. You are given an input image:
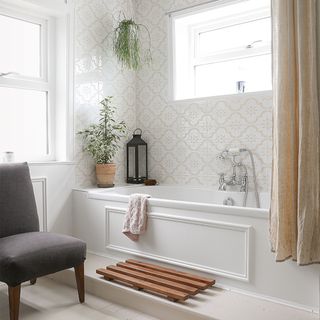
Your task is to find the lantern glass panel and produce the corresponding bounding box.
[138,145,147,177]
[128,146,136,178]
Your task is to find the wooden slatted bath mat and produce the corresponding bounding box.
[96,259,215,302]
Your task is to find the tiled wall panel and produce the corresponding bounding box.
[135,0,272,191]
[74,0,136,186]
[74,0,272,192]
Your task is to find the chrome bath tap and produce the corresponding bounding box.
[218,151,248,193]
[218,172,248,192]
[218,148,260,208]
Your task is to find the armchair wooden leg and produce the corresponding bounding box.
[8,285,21,320]
[30,279,37,285]
[74,263,85,303]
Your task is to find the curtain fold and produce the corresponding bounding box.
[270,0,320,265]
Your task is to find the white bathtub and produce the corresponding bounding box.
[88,185,270,218]
[86,185,270,280]
[73,185,318,311]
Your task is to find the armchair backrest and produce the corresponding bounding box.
[0,162,39,238]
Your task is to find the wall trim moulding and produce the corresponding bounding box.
[105,207,251,281]
[31,177,48,231]
[28,161,76,166]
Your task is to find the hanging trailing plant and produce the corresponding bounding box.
[113,16,152,70]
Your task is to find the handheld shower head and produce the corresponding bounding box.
[221,148,248,157]
[226,148,241,156]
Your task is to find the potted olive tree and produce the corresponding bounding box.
[78,97,126,187]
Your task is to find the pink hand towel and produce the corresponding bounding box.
[122,193,150,241]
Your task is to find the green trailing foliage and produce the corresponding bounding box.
[77,97,127,164]
[113,18,151,70]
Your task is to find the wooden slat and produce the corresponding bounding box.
[117,262,208,290]
[107,265,199,295]
[96,268,189,301]
[126,259,215,286]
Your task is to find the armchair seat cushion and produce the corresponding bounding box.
[0,232,86,287]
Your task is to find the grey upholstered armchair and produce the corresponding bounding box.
[0,163,86,320]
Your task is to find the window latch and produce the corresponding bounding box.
[246,40,262,49]
[0,72,19,77]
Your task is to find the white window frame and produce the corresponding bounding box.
[0,4,56,161]
[169,0,272,101]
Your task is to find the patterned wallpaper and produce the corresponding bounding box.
[74,0,136,186]
[74,0,273,192]
[135,0,273,192]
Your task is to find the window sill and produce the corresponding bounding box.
[28,161,75,166]
[169,90,273,104]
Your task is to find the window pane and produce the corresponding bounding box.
[0,87,48,160]
[198,17,271,57]
[195,54,272,97]
[0,14,41,77]
[172,0,271,100]
[138,145,147,178]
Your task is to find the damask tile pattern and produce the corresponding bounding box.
[74,0,273,192]
[135,0,273,192]
[74,0,136,187]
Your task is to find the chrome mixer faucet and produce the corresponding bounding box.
[218,148,260,208]
[218,150,248,193]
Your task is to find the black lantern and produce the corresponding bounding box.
[127,128,148,184]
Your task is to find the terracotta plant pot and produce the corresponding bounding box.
[96,163,116,188]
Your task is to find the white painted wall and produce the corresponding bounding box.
[30,163,75,235]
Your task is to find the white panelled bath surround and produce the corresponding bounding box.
[73,186,319,313]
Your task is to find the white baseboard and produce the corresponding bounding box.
[215,283,319,315]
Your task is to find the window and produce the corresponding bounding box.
[170,0,272,101]
[0,14,41,77]
[0,5,54,161]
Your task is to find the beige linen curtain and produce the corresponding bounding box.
[270,0,320,265]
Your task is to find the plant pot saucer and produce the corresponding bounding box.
[97,183,115,188]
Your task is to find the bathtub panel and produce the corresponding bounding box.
[105,207,251,281]
[32,177,47,231]
[72,189,319,311]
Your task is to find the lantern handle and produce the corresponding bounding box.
[133,128,142,136]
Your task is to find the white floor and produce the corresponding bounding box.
[0,278,158,320]
[78,253,319,320]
